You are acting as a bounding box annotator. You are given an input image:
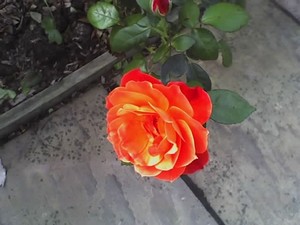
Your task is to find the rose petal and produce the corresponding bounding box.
[183,150,209,174]
[107,104,122,123]
[134,165,161,177]
[165,123,177,143]
[108,89,155,108]
[155,154,176,171]
[168,82,212,124]
[108,131,133,162]
[117,104,155,117]
[155,147,180,171]
[118,122,149,156]
[154,84,194,116]
[143,116,160,138]
[106,95,114,109]
[148,136,168,156]
[155,167,185,182]
[133,150,163,166]
[149,103,185,140]
[108,113,134,131]
[121,69,161,87]
[173,119,197,167]
[126,81,169,111]
[165,142,178,154]
[168,106,208,154]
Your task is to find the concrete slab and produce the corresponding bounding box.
[189,0,300,225]
[273,0,300,23]
[0,86,218,225]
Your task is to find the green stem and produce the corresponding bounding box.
[43,0,54,18]
[150,27,168,44]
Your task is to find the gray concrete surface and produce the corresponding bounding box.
[273,0,300,22]
[0,87,217,225]
[189,0,300,225]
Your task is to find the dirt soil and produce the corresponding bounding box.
[0,0,109,114]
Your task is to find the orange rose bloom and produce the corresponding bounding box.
[106,69,212,181]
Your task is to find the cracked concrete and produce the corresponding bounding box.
[189,0,300,225]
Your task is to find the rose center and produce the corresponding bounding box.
[143,116,159,138]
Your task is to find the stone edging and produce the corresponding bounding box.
[0,52,119,139]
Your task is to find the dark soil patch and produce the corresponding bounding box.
[0,0,109,114]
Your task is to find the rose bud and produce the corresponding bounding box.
[151,0,172,16]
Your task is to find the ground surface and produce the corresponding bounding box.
[0,0,107,113]
[190,0,300,224]
[273,0,300,22]
[0,86,218,225]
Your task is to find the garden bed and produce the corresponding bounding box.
[0,52,121,140]
[0,0,125,140]
[0,0,110,114]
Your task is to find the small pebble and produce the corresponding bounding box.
[0,159,6,187]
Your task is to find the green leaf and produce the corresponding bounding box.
[6,89,16,99]
[0,88,16,100]
[155,17,169,34]
[125,14,143,26]
[152,43,170,63]
[30,11,42,23]
[209,89,256,124]
[41,16,63,44]
[179,0,200,28]
[202,2,249,32]
[121,161,133,166]
[113,61,123,70]
[187,28,219,60]
[0,88,7,99]
[21,70,42,95]
[218,40,232,67]
[146,12,161,26]
[47,29,63,44]
[110,17,151,52]
[172,35,195,52]
[161,54,189,84]
[173,0,187,6]
[87,2,120,29]
[41,16,56,30]
[187,80,204,88]
[123,53,146,73]
[186,63,211,91]
[136,0,151,11]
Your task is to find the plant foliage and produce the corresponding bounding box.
[87,0,255,124]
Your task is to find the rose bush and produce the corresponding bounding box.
[106,69,212,182]
[89,1,255,182]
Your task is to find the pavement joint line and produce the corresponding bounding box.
[270,0,300,25]
[181,175,226,225]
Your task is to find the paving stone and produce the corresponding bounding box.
[189,0,300,225]
[0,86,217,225]
[273,0,300,22]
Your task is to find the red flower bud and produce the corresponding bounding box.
[151,0,172,16]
